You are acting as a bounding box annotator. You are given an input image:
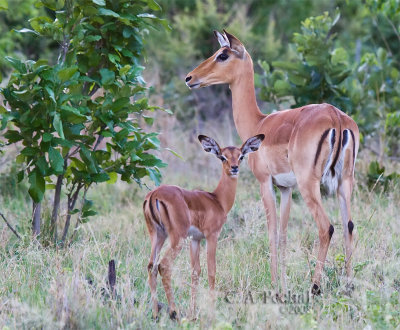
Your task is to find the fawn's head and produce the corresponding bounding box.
[198,134,264,177]
[185,30,251,89]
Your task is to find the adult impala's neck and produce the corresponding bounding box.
[229,55,265,141]
[213,171,238,215]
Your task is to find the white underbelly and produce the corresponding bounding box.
[187,225,205,240]
[272,171,297,188]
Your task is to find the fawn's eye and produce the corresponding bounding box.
[220,155,227,162]
[217,53,229,61]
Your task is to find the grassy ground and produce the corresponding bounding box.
[1,138,400,328]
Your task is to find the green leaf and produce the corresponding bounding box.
[14,28,40,36]
[92,172,110,182]
[82,210,97,218]
[21,147,38,156]
[92,0,105,5]
[49,147,64,174]
[147,168,161,186]
[80,147,98,174]
[53,113,65,139]
[147,0,161,10]
[98,8,120,18]
[58,66,78,82]
[100,68,115,85]
[36,156,49,175]
[165,147,184,160]
[143,115,154,125]
[45,86,56,104]
[16,154,25,164]
[43,132,53,142]
[28,170,45,203]
[5,56,26,73]
[17,170,24,183]
[0,0,8,10]
[106,172,118,184]
[119,65,131,76]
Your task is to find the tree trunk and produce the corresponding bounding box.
[61,184,81,245]
[51,174,63,243]
[32,202,41,237]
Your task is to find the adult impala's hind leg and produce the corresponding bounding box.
[297,179,333,294]
[147,229,167,319]
[158,237,184,319]
[279,187,292,294]
[338,178,354,278]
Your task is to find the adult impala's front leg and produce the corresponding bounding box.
[278,187,292,294]
[260,178,278,288]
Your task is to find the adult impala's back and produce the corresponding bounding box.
[186,30,359,294]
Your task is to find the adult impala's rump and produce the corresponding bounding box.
[186,30,359,295]
[143,134,264,319]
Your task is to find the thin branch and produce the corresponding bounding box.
[0,211,21,239]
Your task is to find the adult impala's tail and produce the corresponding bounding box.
[316,128,356,194]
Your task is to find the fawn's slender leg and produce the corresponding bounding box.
[190,239,201,318]
[147,229,167,319]
[206,234,218,293]
[158,238,184,319]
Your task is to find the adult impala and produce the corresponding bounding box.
[143,134,264,319]
[185,30,359,295]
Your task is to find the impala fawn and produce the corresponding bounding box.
[143,134,264,319]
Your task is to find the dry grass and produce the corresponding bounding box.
[1,125,400,329]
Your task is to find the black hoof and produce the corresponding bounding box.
[311,283,322,295]
[169,310,178,320]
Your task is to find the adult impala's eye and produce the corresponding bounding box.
[239,155,244,161]
[217,53,229,61]
[220,155,227,162]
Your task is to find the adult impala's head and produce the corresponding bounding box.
[198,134,264,177]
[186,30,251,89]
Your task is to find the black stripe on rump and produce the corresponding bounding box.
[342,129,348,147]
[149,194,158,224]
[314,129,331,166]
[330,127,342,176]
[349,129,355,166]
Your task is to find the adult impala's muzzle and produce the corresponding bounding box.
[185,75,201,89]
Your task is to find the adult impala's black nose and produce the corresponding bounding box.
[185,76,192,82]
[231,165,239,171]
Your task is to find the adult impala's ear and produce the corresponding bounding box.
[223,29,245,58]
[198,135,222,157]
[241,134,265,156]
[214,30,230,48]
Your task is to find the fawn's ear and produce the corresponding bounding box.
[241,134,265,156]
[198,135,222,157]
[214,30,230,48]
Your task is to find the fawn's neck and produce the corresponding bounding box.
[212,171,238,215]
[229,54,265,141]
